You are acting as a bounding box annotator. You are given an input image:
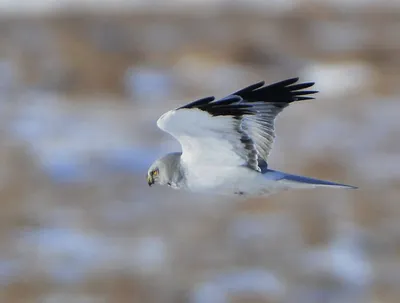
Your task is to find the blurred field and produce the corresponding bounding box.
[1,1,400,303]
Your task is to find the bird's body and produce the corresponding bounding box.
[153,152,355,197]
[147,78,357,197]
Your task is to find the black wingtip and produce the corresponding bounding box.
[232,77,318,105]
[295,96,315,101]
[176,77,318,118]
[288,82,316,90]
[292,90,319,97]
[274,77,300,87]
[178,96,215,110]
[232,81,265,96]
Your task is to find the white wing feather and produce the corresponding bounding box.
[157,108,247,167]
[157,78,317,172]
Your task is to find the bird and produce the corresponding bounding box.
[147,77,357,197]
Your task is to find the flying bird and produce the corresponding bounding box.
[147,77,357,197]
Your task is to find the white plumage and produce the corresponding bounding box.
[158,108,246,168]
[147,78,357,197]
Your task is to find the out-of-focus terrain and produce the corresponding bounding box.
[1,1,400,303]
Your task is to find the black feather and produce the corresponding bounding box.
[177,78,317,118]
[295,96,315,101]
[232,81,265,95]
[173,78,318,172]
[178,94,255,117]
[233,77,318,105]
[287,82,315,90]
[180,96,216,109]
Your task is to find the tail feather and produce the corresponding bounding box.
[265,169,357,189]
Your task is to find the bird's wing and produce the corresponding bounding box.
[157,78,317,172]
[157,95,259,170]
[231,77,317,162]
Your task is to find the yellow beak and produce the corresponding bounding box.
[147,174,154,186]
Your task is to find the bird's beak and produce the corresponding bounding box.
[147,174,154,187]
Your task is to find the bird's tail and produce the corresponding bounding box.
[265,169,357,189]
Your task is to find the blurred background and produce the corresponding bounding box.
[0,1,400,302]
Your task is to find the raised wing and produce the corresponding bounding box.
[157,97,259,170]
[157,77,317,172]
[232,77,317,161]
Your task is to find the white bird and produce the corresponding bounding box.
[147,78,357,197]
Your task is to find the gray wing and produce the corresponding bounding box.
[230,77,317,167]
[170,77,317,172]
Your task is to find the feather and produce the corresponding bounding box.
[158,78,318,172]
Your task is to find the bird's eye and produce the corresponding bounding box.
[152,169,159,177]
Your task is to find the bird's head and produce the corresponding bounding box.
[147,153,182,188]
[147,158,169,187]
